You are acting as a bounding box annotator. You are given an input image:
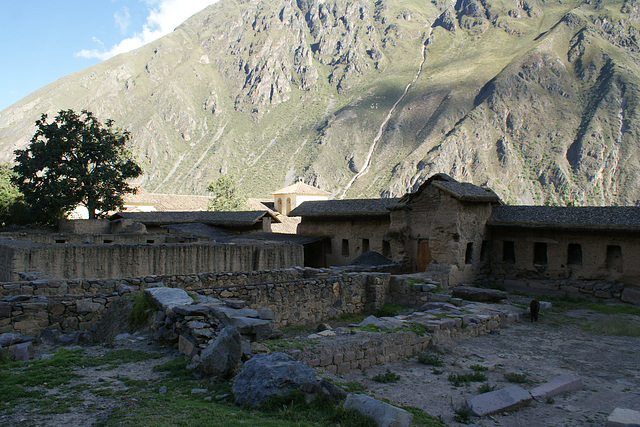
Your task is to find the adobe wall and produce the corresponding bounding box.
[297,217,393,266]
[487,228,640,290]
[0,268,390,335]
[0,241,303,281]
[389,187,493,285]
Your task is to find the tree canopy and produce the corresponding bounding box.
[0,163,28,226]
[13,109,142,222]
[207,174,245,211]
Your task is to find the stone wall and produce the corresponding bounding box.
[0,268,391,335]
[0,240,303,281]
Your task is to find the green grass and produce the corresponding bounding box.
[375,303,412,317]
[477,383,497,394]
[451,399,473,424]
[469,364,488,372]
[580,317,640,337]
[263,338,317,352]
[129,290,156,326]
[331,380,368,393]
[373,369,401,383]
[448,371,488,387]
[504,372,532,384]
[417,353,445,367]
[83,349,163,368]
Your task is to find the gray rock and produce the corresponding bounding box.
[317,323,332,332]
[621,287,640,306]
[452,285,507,302]
[199,326,242,379]
[258,308,275,320]
[58,333,80,346]
[179,334,200,357]
[315,379,348,402]
[606,408,640,427]
[466,385,532,416]
[116,283,135,295]
[232,352,317,407]
[228,316,273,341]
[210,305,259,320]
[343,394,413,427]
[225,299,246,309]
[144,287,193,312]
[530,375,582,400]
[172,304,211,316]
[159,385,168,394]
[9,341,34,362]
[358,315,402,330]
[0,333,33,347]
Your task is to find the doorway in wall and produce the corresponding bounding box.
[417,239,432,271]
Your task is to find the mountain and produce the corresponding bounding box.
[2,0,640,205]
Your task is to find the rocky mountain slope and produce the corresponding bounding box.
[2,0,640,205]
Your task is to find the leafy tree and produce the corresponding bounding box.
[0,163,28,226]
[13,109,142,222]
[207,174,245,211]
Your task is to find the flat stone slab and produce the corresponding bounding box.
[530,375,582,400]
[606,408,640,427]
[452,285,507,302]
[145,287,193,311]
[343,394,413,427]
[466,385,532,416]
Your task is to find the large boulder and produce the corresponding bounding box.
[199,326,243,378]
[144,287,193,312]
[343,394,413,427]
[232,352,317,407]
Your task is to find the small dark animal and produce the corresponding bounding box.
[529,299,540,322]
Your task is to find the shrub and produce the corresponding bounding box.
[417,353,444,367]
[373,369,401,383]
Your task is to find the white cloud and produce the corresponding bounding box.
[76,0,218,61]
[114,7,131,35]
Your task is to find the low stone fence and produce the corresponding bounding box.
[296,309,520,374]
[0,268,390,335]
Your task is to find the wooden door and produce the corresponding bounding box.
[417,239,432,271]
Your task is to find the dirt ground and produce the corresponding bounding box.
[333,309,640,426]
[3,309,640,426]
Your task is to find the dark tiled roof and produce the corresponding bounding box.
[110,211,279,227]
[229,232,324,245]
[398,173,501,205]
[488,206,640,230]
[289,198,401,218]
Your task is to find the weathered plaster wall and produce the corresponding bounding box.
[297,217,393,266]
[487,228,640,290]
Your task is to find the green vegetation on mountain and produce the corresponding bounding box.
[2,0,640,205]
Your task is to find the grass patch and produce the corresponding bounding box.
[336,311,368,325]
[357,324,383,333]
[83,349,163,368]
[451,399,473,424]
[417,353,444,367]
[477,383,497,393]
[375,303,412,317]
[448,371,487,387]
[401,405,449,426]
[331,380,368,393]
[129,290,156,326]
[373,369,401,383]
[504,372,531,384]
[398,322,429,336]
[469,364,488,372]
[580,317,640,337]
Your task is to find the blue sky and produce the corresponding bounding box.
[0,0,218,112]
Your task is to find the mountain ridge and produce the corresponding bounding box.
[2,0,640,206]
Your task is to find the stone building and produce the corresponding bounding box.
[289,198,400,266]
[271,182,330,216]
[486,205,640,286]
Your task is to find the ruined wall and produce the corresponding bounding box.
[59,219,111,234]
[487,228,640,290]
[0,268,390,335]
[0,241,303,281]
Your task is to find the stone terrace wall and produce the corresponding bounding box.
[0,241,303,281]
[0,268,390,335]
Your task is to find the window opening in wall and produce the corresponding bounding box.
[606,245,623,273]
[382,240,391,257]
[533,242,548,265]
[465,242,473,264]
[480,240,489,262]
[503,241,515,264]
[286,198,292,215]
[324,239,333,255]
[147,240,155,244]
[55,239,66,244]
[341,239,349,257]
[362,238,370,253]
[567,243,582,265]
[103,239,113,244]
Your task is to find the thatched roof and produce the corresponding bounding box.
[397,173,501,206]
[289,198,401,218]
[488,206,640,231]
[271,182,330,196]
[110,211,280,227]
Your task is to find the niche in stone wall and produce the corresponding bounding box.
[533,242,548,266]
[503,241,515,264]
[567,243,582,265]
[465,242,473,265]
[606,245,623,273]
